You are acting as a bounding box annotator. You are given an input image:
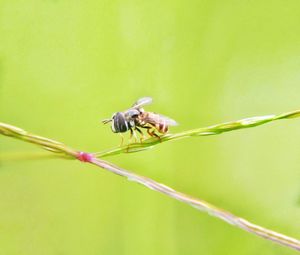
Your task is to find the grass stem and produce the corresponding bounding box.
[1,109,300,251]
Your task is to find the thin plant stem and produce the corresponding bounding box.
[91,158,300,252]
[1,121,300,251]
[0,123,77,158]
[93,109,300,158]
[2,109,299,160]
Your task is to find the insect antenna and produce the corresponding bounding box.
[102,119,112,124]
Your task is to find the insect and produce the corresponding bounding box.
[102,97,178,143]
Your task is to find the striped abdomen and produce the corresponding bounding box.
[137,112,169,134]
[154,120,168,133]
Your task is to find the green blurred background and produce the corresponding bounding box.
[1,1,300,254]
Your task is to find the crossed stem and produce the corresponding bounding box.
[1,109,300,252]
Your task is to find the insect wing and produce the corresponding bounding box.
[132,97,153,109]
[157,114,178,126]
[143,113,178,126]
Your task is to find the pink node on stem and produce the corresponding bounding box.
[76,152,93,162]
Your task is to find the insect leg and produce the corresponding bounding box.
[119,133,125,146]
[129,128,138,143]
[132,129,138,143]
[135,127,145,142]
[144,126,161,141]
[150,130,160,139]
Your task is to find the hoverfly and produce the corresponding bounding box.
[102,97,177,143]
